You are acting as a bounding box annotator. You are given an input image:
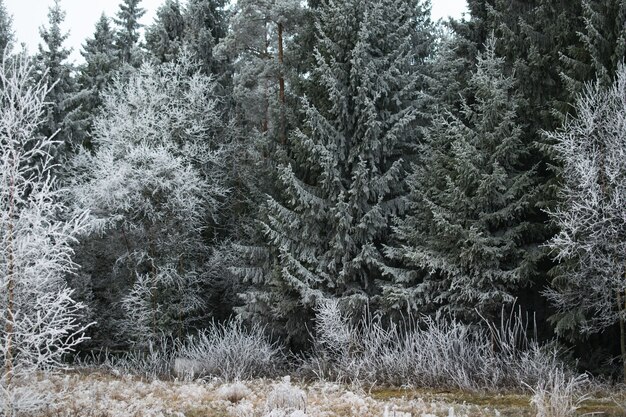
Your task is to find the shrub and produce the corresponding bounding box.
[176,319,283,381]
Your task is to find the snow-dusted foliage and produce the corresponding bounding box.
[545,63,626,370]
[388,34,542,320]
[71,54,231,346]
[235,0,432,339]
[304,299,567,391]
[0,52,89,415]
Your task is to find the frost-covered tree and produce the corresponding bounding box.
[0,53,88,415]
[72,56,230,346]
[545,64,626,381]
[235,0,430,339]
[35,0,81,156]
[114,0,145,65]
[145,0,185,64]
[388,36,542,320]
[76,14,119,145]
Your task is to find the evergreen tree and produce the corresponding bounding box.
[114,0,145,65]
[36,0,81,155]
[388,36,542,320]
[0,0,13,54]
[77,14,119,144]
[145,0,185,64]
[183,0,226,75]
[235,0,431,339]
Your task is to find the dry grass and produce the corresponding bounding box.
[8,371,624,417]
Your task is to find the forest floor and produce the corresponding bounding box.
[25,371,626,417]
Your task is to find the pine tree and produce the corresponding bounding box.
[183,0,226,75]
[0,0,13,54]
[76,14,119,144]
[388,36,542,320]
[36,0,81,155]
[235,0,431,339]
[217,0,302,137]
[114,0,145,65]
[145,0,185,64]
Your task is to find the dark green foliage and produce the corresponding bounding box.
[561,0,626,97]
[183,0,227,75]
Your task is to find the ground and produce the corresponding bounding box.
[20,372,626,417]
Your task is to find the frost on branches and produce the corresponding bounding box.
[0,53,89,415]
[72,54,231,346]
[545,64,626,379]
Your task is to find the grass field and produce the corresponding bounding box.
[18,371,625,417]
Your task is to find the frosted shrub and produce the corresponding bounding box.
[177,319,283,381]
[217,382,252,403]
[529,369,589,417]
[306,299,571,391]
[76,336,177,380]
[265,376,307,413]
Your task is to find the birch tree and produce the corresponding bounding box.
[0,53,88,416]
[545,63,626,382]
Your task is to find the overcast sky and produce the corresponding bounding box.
[6,0,468,64]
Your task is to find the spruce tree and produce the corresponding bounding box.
[388,36,542,320]
[145,0,185,64]
[560,0,626,97]
[77,14,119,144]
[36,0,81,155]
[183,0,226,75]
[114,0,145,65]
[235,0,431,338]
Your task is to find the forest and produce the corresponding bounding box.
[2,0,626,415]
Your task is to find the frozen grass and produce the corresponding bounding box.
[302,299,569,391]
[75,319,283,382]
[528,369,589,417]
[21,371,521,417]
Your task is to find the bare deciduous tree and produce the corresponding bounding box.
[546,63,626,381]
[0,52,89,415]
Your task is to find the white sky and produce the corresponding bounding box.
[6,0,468,64]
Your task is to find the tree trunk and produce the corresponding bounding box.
[618,290,626,382]
[278,21,286,145]
[262,21,269,134]
[4,157,16,387]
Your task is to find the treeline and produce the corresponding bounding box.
[2,0,626,379]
